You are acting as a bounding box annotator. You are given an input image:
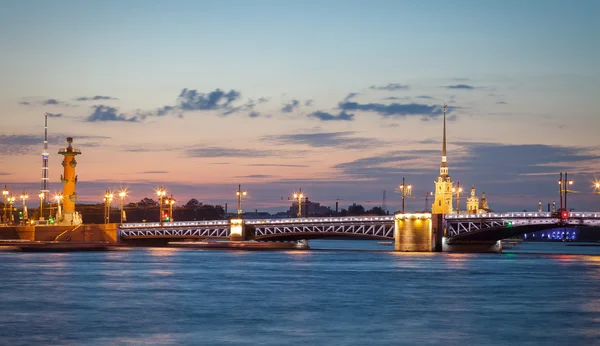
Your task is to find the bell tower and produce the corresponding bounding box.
[432,105,454,214]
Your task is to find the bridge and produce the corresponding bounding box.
[118,211,600,252]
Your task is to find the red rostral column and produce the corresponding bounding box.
[58,137,82,225]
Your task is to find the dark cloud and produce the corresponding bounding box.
[445,84,475,90]
[416,96,434,99]
[19,101,31,105]
[85,105,138,122]
[344,93,359,101]
[281,99,300,113]
[75,96,118,101]
[19,98,70,107]
[235,174,275,179]
[246,163,308,168]
[43,99,61,105]
[178,88,241,112]
[120,145,179,153]
[262,131,383,149]
[304,100,313,107]
[0,172,11,176]
[138,171,168,174]
[308,110,354,121]
[496,101,508,105]
[185,147,274,158]
[338,101,452,119]
[0,134,110,155]
[369,83,409,91]
[46,113,63,118]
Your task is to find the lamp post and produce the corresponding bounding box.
[2,185,8,224]
[156,187,166,226]
[7,195,15,225]
[103,190,114,224]
[54,193,63,220]
[452,182,463,214]
[558,172,574,211]
[595,181,600,195]
[165,195,175,222]
[118,189,127,224]
[293,189,305,218]
[236,185,247,217]
[38,191,45,220]
[398,177,412,214]
[20,192,28,224]
[424,191,433,212]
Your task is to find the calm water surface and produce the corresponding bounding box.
[1,241,600,345]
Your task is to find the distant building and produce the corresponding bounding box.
[432,105,454,214]
[465,186,492,214]
[287,200,332,217]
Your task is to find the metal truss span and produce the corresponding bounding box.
[252,222,395,240]
[119,227,230,239]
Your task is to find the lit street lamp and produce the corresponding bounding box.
[165,195,176,222]
[7,195,15,224]
[38,191,45,220]
[398,177,412,214]
[54,193,63,220]
[104,190,114,224]
[236,185,247,216]
[595,181,600,195]
[118,189,127,224]
[293,189,305,218]
[2,185,8,225]
[20,192,28,224]
[424,191,433,212]
[156,187,167,226]
[558,172,574,211]
[452,182,463,214]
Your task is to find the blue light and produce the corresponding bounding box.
[42,155,48,159]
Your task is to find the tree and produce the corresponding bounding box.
[347,203,365,216]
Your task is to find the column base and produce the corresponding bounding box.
[442,238,502,253]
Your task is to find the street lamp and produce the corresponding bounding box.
[38,191,45,220]
[594,181,600,195]
[558,172,574,211]
[20,192,28,224]
[165,195,175,222]
[103,190,114,224]
[2,185,8,224]
[236,184,247,216]
[293,189,305,218]
[424,192,433,212]
[156,187,167,226]
[452,182,463,214]
[398,177,412,214]
[54,193,63,220]
[7,195,15,225]
[118,189,127,224]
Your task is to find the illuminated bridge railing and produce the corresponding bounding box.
[251,216,395,239]
[120,220,230,229]
[246,215,394,225]
[445,212,600,220]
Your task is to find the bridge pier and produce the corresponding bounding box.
[394,213,442,252]
[230,218,246,241]
[442,238,502,253]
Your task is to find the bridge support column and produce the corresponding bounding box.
[230,218,246,241]
[442,238,502,253]
[394,213,434,252]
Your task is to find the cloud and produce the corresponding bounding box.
[246,163,309,168]
[262,131,383,149]
[344,93,359,101]
[496,101,508,105]
[75,95,118,101]
[304,100,313,107]
[445,84,475,90]
[46,113,63,118]
[416,96,434,99]
[338,101,452,119]
[0,172,10,176]
[369,83,409,91]
[19,101,31,105]
[20,98,70,106]
[85,105,138,122]
[43,99,61,105]
[281,99,300,113]
[308,110,354,121]
[185,146,275,158]
[235,174,275,179]
[0,133,110,155]
[138,170,169,174]
[178,88,241,113]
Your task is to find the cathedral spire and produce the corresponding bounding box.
[439,104,448,176]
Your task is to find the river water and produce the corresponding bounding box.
[1,241,600,345]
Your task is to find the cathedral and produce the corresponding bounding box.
[465,186,492,214]
[431,105,491,215]
[432,105,454,214]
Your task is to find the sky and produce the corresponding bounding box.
[1,0,599,213]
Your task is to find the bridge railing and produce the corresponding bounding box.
[120,220,230,228]
[245,215,394,225]
[445,212,600,219]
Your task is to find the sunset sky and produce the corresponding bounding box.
[1,0,599,213]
